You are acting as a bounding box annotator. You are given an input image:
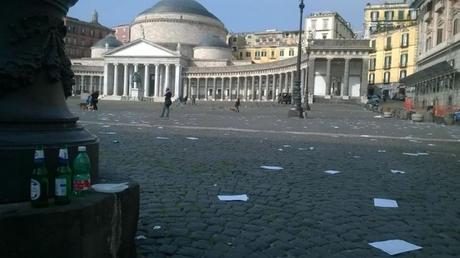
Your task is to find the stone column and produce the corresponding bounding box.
[300,69,305,101]
[244,77,248,101]
[144,64,150,98]
[154,64,159,97]
[133,64,139,89]
[123,64,129,97]
[307,58,316,98]
[273,74,278,102]
[251,76,255,101]
[290,72,294,94]
[258,75,263,101]
[221,77,225,101]
[326,58,332,97]
[228,77,233,101]
[196,78,200,100]
[205,78,208,100]
[265,75,270,101]
[360,58,369,98]
[213,78,217,100]
[89,76,94,92]
[113,64,119,96]
[164,64,170,91]
[174,64,181,98]
[103,63,109,96]
[236,77,241,100]
[99,75,103,93]
[342,58,350,99]
[80,75,84,93]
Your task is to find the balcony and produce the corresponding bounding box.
[423,12,433,23]
[384,46,392,51]
[434,0,445,13]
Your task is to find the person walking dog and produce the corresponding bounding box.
[160,88,172,118]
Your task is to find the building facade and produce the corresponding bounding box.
[401,0,460,117]
[368,24,418,96]
[229,30,301,64]
[363,1,418,39]
[305,12,355,40]
[63,11,114,59]
[71,0,371,104]
[113,24,130,43]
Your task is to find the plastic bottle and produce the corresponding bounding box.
[72,146,91,196]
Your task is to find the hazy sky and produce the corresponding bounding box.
[68,0,393,33]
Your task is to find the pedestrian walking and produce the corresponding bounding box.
[160,88,172,118]
[90,91,99,111]
[235,97,240,112]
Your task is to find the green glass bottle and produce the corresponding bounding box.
[55,148,72,205]
[30,149,49,208]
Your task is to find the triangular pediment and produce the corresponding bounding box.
[105,39,178,57]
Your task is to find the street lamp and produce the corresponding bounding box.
[293,0,305,118]
[304,33,313,111]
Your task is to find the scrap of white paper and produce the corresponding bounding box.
[278,149,284,151]
[135,235,147,240]
[186,137,199,140]
[156,137,169,140]
[374,198,398,208]
[369,240,422,255]
[106,132,117,135]
[309,147,315,150]
[218,194,249,202]
[283,145,291,148]
[374,115,383,118]
[152,226,162,230]
[378,150,386,153]
[403,152,429,157]
[324,170,341,175]
[391,169,406,174]
[260,166,284,170]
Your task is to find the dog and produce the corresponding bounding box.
[229,107,237,112]
[80,103,88,111]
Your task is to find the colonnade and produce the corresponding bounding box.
[102,62,182,99]
[73,75,103,95]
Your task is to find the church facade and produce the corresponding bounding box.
[71,0,372,103]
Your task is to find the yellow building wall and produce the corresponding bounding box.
[369,25,418,86]
[235,47,298,64]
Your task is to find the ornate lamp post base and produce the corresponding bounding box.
[0,0,99,203]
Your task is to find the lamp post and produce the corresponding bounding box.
[304,33,313,111]
[293,0,305,118]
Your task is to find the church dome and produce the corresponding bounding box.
[138,0,220,21]
[92,34,123,49]
[130,0,228,52]
[198,34,228,48]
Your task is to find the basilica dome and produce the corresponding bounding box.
[130,0,228,52]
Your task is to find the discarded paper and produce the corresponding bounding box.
[186,137,199,140]
[374,198,398,208]
[260,166,284,170]
[92,183,129,193]
[369,239,422,255]
[218,194,249,202]
[324,170,341,175]
[390,169,406,174]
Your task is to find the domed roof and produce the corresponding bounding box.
[92,34,123,48]
[139,0,220,21]
[197,35,228,48]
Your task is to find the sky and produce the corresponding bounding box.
[68,0,395,33]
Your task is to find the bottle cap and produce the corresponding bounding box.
[78,146,87,152]
[34,150,44,159]
[58,148,68,159]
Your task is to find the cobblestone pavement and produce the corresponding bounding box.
[69,98,460,258]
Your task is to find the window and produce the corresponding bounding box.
[410,10,418,20]
[400,70,407,80]
[369,73,375,84]
[370,40,376,49]
[239,52,243,58]
[232,37,237,42]
[246,52,251,57]
[384,72,391,84]
[280,50,284,57]
[400,54,408,68]
[384,56,392,69]
[289,49,295,56]
[398,10,405,20]
[323,19,329,30]
[384,11,394,21]
[255,51,260,57]
[426,37,432,51]
[261,51,267,57]
[437,28,443,45]
[454,19,459,35]
[271,51,275,57]
[311,19,317,30]
[385,36,392,50]
[448,95,453,105]
[369,58,376,71]
[371,11,379,21]
[401,33,409,47]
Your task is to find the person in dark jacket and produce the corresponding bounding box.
[90,91,99,111]
[235,97,240,112]
[160,88,172,118]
